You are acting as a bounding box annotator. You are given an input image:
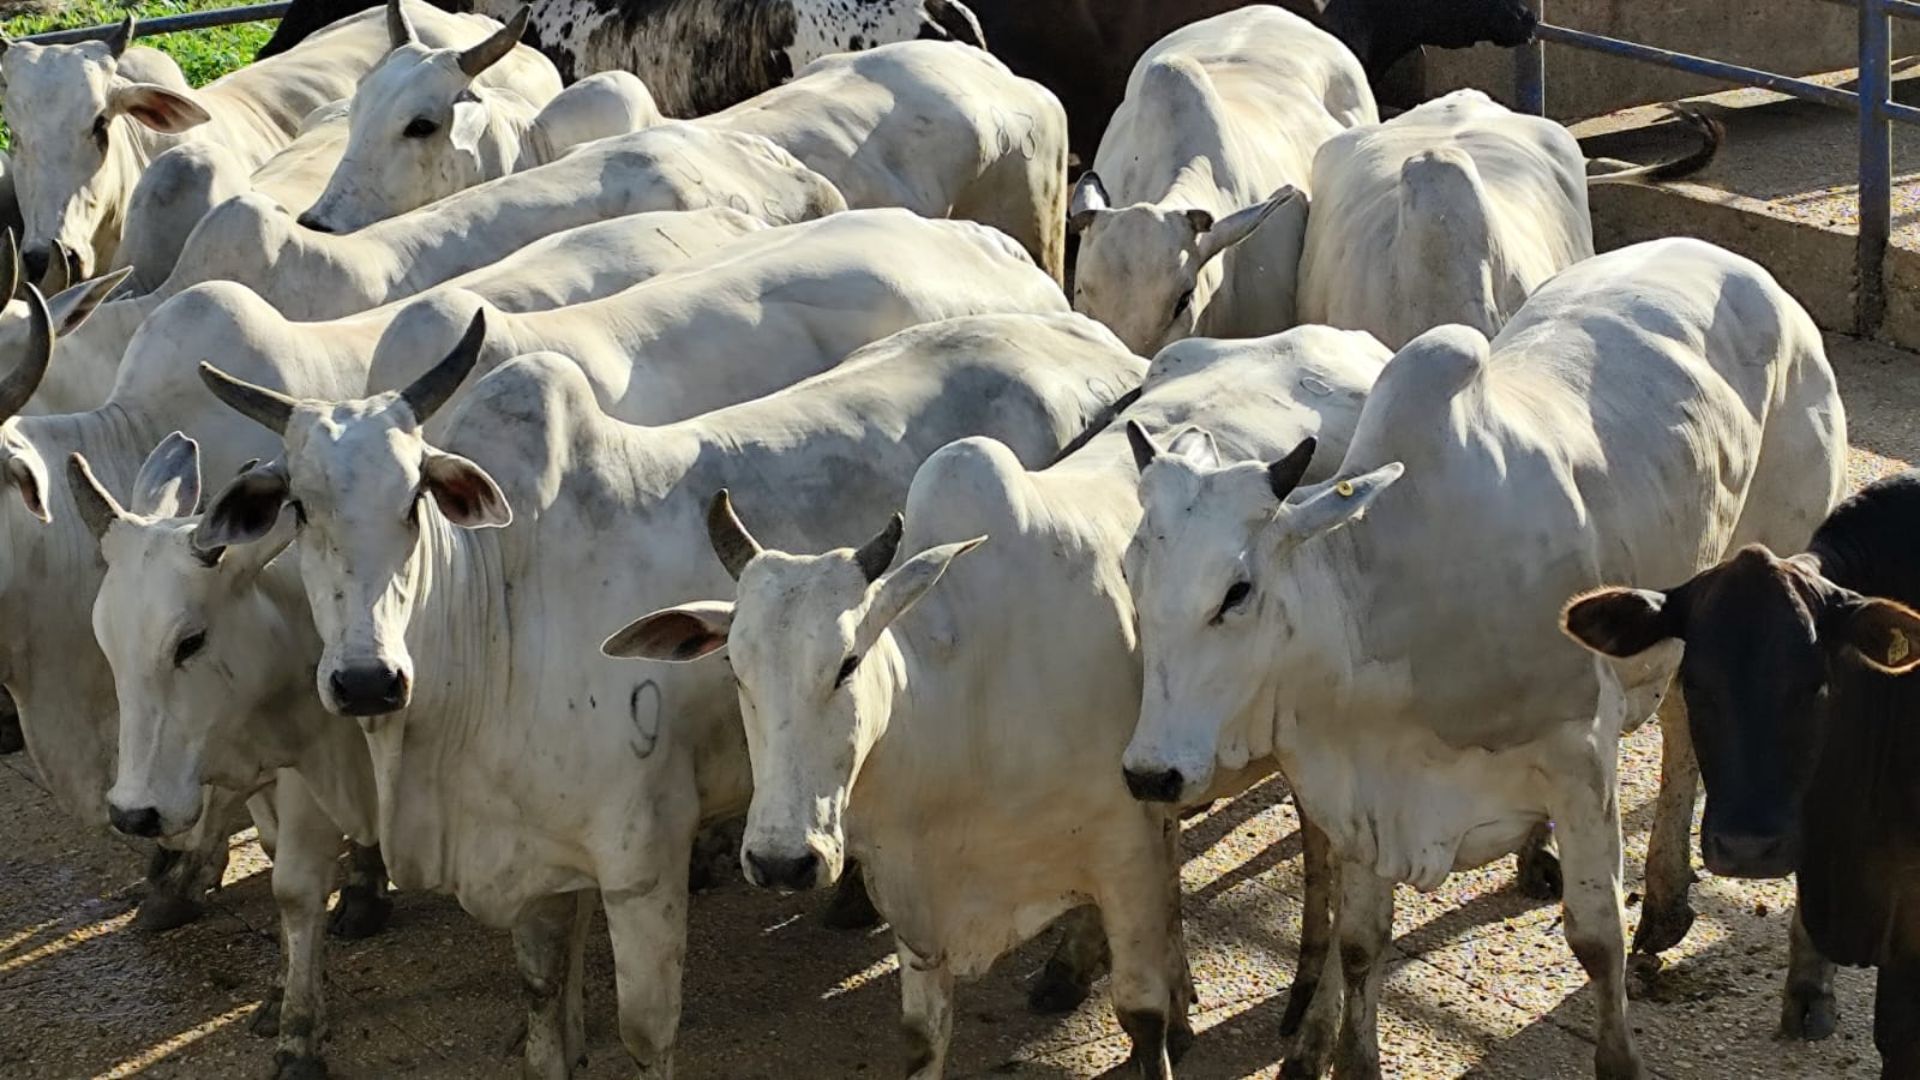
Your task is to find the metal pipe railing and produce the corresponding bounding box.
[1517,0,1920,336]
[18,2,291,45]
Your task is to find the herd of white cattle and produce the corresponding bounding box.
[0,0,1861,1077]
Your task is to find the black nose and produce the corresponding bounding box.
[295,212,335,234]
[1702,829,1799,879]
[109,804,163,838]
[1123,766,1184,803]
[20,246,49,287]
[744,849,821,891]
[329,664,409,716]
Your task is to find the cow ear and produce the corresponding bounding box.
[449,94,489,160]
[1562,587,1680,659]
[1195,186,1302,266]
[46,266,133,336]
[1269,462,1401,549]
[1166,427,1218,468]
[1829,596,1920,675]
[198,460,289,551]
[859,536,987,643]
[420,448,510,528]
[129,431,200,518]
[1067,171,1109,234]
[2,439,48,522]
[106,82,212,133]
[603,600,734,662]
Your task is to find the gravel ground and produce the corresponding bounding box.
[1,332,1914,1079]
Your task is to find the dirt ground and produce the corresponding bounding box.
[2,332,1916,1080]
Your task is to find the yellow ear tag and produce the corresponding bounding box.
[1335,480,1355,498]
[1889,630,1910,665]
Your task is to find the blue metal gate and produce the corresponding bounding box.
[1514,0,1920,335]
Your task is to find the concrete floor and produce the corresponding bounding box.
[2,334,1916,1079]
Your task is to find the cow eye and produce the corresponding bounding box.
[173,630,207,667]
[91,114,109,144]
[1212,580,1252,623]
[1173,289,1195,315]
[834,654,860,688]
[403,117,439,139]
[290,500,307,526]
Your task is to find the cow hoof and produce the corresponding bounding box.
[1279,1057,1327,1080]
[1513,845,1563,901]
[1026,957,1095,1015]
[0,711,21,755]
[1778,986,1838,1041]
[134,891,205,933]
[327,885,393,940]
[1277,974,1319,1039]
[249,988,284,1037]
[821,875,883,931]
[1630,901,1695,956]
[272,1050,328,1080]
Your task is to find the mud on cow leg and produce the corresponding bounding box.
[1635,691,1699,958]
[1281,812,1339,1043]
[1029,904,1108,1014]
[0,687,21,754]
[328,842,393,940]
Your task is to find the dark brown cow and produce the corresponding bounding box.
[1563,471,1920,1079]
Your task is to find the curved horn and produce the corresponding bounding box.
[104,14,134,59]
[854,512,904,583]
[0,230,19,307]
[459,6,528,78]
[387,0,418,48]
[707,489,762,580]
[1125,420,1160,473]
[1268,437,1317,500]
[198,362,297,435]
[0,285,52,420]
[399,309,485,426]
[66,453,124,542]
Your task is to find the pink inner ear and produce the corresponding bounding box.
[128,100,185,129]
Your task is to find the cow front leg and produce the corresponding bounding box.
[513,891,589,1080]
[1779,905,1837,1040]
[328,842,393,940]
[1635,689,1697,957]
[1101,813,1189,1078]
[1874,958,1920,1079]
[1553,759,1644,1080]
[1282,810,1339,1043]
[601,877,690,1078]
[1326,863,1392,1080]
[1029,904,1108,1014]
[267,772,343,1080]
[897,938,954,1080]
[138,786,243,931]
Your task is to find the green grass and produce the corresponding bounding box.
[1,0,274,148]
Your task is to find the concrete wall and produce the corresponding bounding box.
[1419,1,1872,121]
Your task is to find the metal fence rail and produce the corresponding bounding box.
[1515,0,1919,335]
[17,2,289,46]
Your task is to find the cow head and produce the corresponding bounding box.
[1563,544,1920,879]
[195,312,509,718]
[604,491,982,892]
[1069,172,1303,356]
[0,19,211,283]
[299,1,532,234]
[1121,422,1401,803]
[73,435,306,837]
[1322,0,1537,79]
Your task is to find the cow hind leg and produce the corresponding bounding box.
[1874,959,1920,1079]
[1028,904,1108,1014]
[1554,762,1645,1080]
[267,772,342,1080]
[602,877,691,1078]
[1779,905,1838,1040]
[1635,688,1699,958]
[1513,821,1563,901]
[513,892,587,1080]
[328,842,393,940]
[897,938,955,1080]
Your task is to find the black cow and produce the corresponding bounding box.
[1563,471,1920,1079]
[260,0,1535,153]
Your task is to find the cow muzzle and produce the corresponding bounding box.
[108,803,165,839]
[327,662,411,717]
[1701,828,1800,879]
[1122,765,1186,804]
[742,845,828,892]
[20,246,51,289]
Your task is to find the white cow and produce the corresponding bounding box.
[608,324,1387,1078]
[189,312,1145,1077]
[365,209,1065,424]
[1068,5,1375,355]
[1117,238,1847,1078]
[69,433,381,1078]
[0,120,841,416]
[0,0,523,282]
[300,0,657,232]
[700,40,1068,282]
[1297,90,1724,350]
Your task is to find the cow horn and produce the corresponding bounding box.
[1267,436,1317,500]
[198,362,297,435]
[104,14,134,59]
[387,0,418,47]
[1,230,19,306]
[399,309,485,426]
[459,6,528,78]
[66,453,124,542]
[1125,420,1160,473]
[0,285,53,421]
[854,512,904,583]
[706,489,762,580]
